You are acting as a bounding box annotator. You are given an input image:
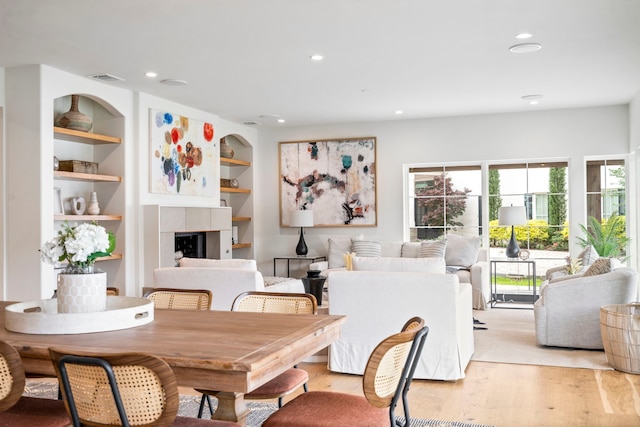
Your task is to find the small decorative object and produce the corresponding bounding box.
[40,222,116,313]
[220,199,227,207]
[53,156,59,171]
[230,178,240,188]
[71,197,86,215]
[87,192,100,215]
[519,249,530,260]
[220,137,234,159]
[301,270,326,305]
[58,160,99,174]
[232,226,238,245]
[55,94,93,132]
[53,188,64,214]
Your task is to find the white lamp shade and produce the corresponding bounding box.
[290,210,314,227]
[498,206,527,226]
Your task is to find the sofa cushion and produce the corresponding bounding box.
[179,257,257,271]
[583,257,613,277]
[401,242,421,258]
[328,235,364,268]
[351,240,382,257]
[419,240,447,258]
[351,256,446,273]
[445,235,480,268]
[380,241,403,257]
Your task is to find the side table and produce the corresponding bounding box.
[273,255,327,278]
[490,258,537,308]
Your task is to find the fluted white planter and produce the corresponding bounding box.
[57,272,107,313]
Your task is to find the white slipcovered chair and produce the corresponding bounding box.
[534,267,638,349]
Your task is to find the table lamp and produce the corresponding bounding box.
[498,205,527,258]
[290,210,314,256]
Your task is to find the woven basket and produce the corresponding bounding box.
[600,303,640,374]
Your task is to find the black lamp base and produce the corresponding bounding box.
[295,227,308,256]
[505,225,520,258]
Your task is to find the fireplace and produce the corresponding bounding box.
[175,232,206,259]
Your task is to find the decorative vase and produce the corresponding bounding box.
[87,192,100,215]
[55,94,93,132]
[220,138,234,159]
[71,197,86,215]
[301,270,326,305]
[57,270,107,313]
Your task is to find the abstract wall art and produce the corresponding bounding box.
[150,109,218,196]
[279,137,377,227]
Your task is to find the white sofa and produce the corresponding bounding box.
[310,235,490,309]
[152,258,304,311]
[327,266,474,381]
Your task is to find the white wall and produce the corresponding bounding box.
[255,105,631,275]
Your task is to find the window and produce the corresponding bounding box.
[407,165,482,240]
[488,162,568,252]
[586,159,626,220]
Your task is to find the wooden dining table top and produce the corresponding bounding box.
[0,301,346,393]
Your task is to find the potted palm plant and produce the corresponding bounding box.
[577,213,629,260]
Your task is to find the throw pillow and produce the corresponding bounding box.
[327,234,364,268]
[577,245,600,266]
[351,256,446,273]
[401,242,421,258]
[444,235,480,267]
[351,240,382,257]
[419,239,447,258]
[343,252,355,271]
[583,258,612,277]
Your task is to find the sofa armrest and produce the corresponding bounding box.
[469,260,489,309]
[309,260,328,271]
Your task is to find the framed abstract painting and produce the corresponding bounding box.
[279,137,377,227]
[149,109,218,196]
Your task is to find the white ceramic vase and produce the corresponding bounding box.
[87,191,100,215]
[57,271,107,313]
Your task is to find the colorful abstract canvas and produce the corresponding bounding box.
[150,109,218,196]
[280,137,377,227]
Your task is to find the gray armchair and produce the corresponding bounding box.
[534,267,638,349]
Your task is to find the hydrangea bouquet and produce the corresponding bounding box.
[41,222,116,274]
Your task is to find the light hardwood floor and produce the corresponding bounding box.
[290,360,640,427]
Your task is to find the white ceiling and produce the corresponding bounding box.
[1,0,640,127]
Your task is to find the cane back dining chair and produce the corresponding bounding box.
[143,288,212,311]
[48,348,240,427]
[261,316,429,427]
[197,291,317,418]
[0,340,71,426]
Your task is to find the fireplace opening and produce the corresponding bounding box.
[175,232,206,259]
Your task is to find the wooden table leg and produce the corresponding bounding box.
[212,391,249,426]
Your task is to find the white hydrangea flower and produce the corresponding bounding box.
[40,222,114,272]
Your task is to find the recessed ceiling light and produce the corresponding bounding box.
[521,94,543,105]
[515,33,533,39]
[510,43,542,53]
[145,71,158,78]
[277,119,286,123]
[160,79,188,86]
[394,110,403,115]
[310,54,324,61]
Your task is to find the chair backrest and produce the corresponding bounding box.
[143,287,212,310]
[362,317,428,423]
[49,348,179,427]
[231,291,317,314]
[0,340,25,412]
[107,287,120,296]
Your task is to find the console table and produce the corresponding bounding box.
[490,258,538,308]
[273,255,327,278]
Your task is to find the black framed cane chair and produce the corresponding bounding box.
[197,291,317,418]
[261,317,429,427]
[49,348,240,427]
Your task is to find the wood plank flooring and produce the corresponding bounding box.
[290,360,640,427]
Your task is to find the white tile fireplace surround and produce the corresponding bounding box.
[143,205,232,285]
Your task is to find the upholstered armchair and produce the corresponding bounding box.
[534,267,638,349]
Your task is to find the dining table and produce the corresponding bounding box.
[0,300,346,425]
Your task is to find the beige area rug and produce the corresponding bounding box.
[472,307,612,370]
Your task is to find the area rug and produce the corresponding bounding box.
[472,307,611,370]
[24,380,494,427]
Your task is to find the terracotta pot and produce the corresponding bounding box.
[55,94,93,132]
